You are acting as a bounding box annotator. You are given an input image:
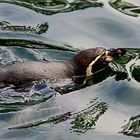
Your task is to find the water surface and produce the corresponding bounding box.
[0,0,140,140]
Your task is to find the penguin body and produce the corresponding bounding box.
[0,47,126,86]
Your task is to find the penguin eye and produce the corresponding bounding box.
[100,56,105,61]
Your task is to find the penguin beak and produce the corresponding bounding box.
[105,55,113,62]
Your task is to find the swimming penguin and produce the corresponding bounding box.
[0,47,126,86]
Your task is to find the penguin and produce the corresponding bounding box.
[0,47,126,86]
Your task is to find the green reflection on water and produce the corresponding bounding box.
[9,99,108,134]
[0,0,103,15]
[0,21,48,34]
[113,55,131,64]
[0,37,77,51]
[132,67,140,82]
[109,0,140,17]
[121,114,140,137]
[9,111,72,129]
[70,102,108,133]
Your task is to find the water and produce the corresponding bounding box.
[0,0,140,139]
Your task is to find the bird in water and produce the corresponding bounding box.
[0,47,126,87]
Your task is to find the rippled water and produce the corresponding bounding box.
[0,0,140,140]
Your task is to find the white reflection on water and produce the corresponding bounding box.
[46,7,140,49]
[0,3,44,26]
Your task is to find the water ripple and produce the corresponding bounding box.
[0,0,140,139]
[109,0,140,17]
[0,0,103,15]
[0,31,77,51]
[121,114,140,137]
[8,99,108,132]
[0,21,48,34]
[0,81,55,106]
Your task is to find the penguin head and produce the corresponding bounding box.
[69,47,126,77]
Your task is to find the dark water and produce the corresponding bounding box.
[0,0,140,140]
